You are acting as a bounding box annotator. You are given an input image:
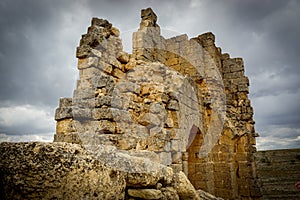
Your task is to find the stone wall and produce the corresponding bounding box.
[54,8,261,200]
[255,149,300,200]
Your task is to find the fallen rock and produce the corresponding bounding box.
[0,142,126,200]
[0,142,225,200]
[128,189,162,199]
[198,189,224,200]
[172,171,200,200]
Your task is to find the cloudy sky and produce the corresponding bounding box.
[0,0,299,150]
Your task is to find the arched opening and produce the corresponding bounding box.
[187,126,206,190]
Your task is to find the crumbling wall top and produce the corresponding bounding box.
[140,7,159,29]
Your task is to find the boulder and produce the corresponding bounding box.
[0,142,126,200]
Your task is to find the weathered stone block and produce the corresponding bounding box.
[56,118,73,134]
[92,120,116,133]
[98,60,113,74]
[161,187,180,200]
[110,27,120,37]
[95,96,111,107]
[138,112,161,127]
[78,57,99,70]
[128,189,162,199]
[112,67,125,78]
[55,107,72,120]
[117,52,129,63]
[167,100,179,111]
[158,152,172,166]
[173,172,200,200]
[73,88,94,100]
[59,97,72,107]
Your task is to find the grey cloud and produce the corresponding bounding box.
[0,105,55,135]
[0,0,78,106]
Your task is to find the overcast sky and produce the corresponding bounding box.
[0,0,299,150]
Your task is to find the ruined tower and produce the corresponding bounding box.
[54,8,261,200]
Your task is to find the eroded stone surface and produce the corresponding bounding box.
[0,142,126,200]
[0,142,224,200]
[128,189,162,199]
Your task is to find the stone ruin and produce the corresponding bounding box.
[0,8,262,200]
[53,8,261,199]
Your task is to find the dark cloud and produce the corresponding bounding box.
[0,0,77,106]
[0,0,299,149]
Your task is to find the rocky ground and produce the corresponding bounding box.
[0,142,223,200]
[255,149,300,200]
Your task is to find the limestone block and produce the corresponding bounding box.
[167,100,179,111]
[171,164,183,173]
[172,152,182,164]
[132,32,146,49]
[171,140,181,152]
[59,97,72,107]
[77,79,92,89]
[128,189,162,199]
[110,27,120,37]
[223,71,244,79]
[163,142,171,152]
[238,84,249,93]
[72,107,92,119]
[241,113,252,121]
[107,38,123,56]
[174,34,188,42]
[161,187,180,200]
[76,45,91,58]
[74,120,115,135]
[56,118,73,134]
[167,57,179,66]
[95,95,112,107]
[108,55,122,69]
[92,120,116,133]
[55,107,72,120]
[117,52,129,63]
[92,107,114,120]
[112,109,132,122]
[73,88,94,100]
[198,189,224,200]
[116,123,148,137]
[172,171,200,200]
[112,67,125,79]
[78,57,99,70]
[0,142,126,200]
[221,53,230,60]
[54,132,76,143]
[126,164,173,187]
[125,59,136,71]
[91,17,112,29]
[165,116,174,128]
[138,112,161,127]
[198,32,215,47]
[149,102,165,114]
[90,49,102,57]
[230,65,244,73]
[116,138,136,149]
[91,74,115,90]
[158,152,172,166]
[98,60,113,74]
[80,66,104,79]
[116,81,140,94]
